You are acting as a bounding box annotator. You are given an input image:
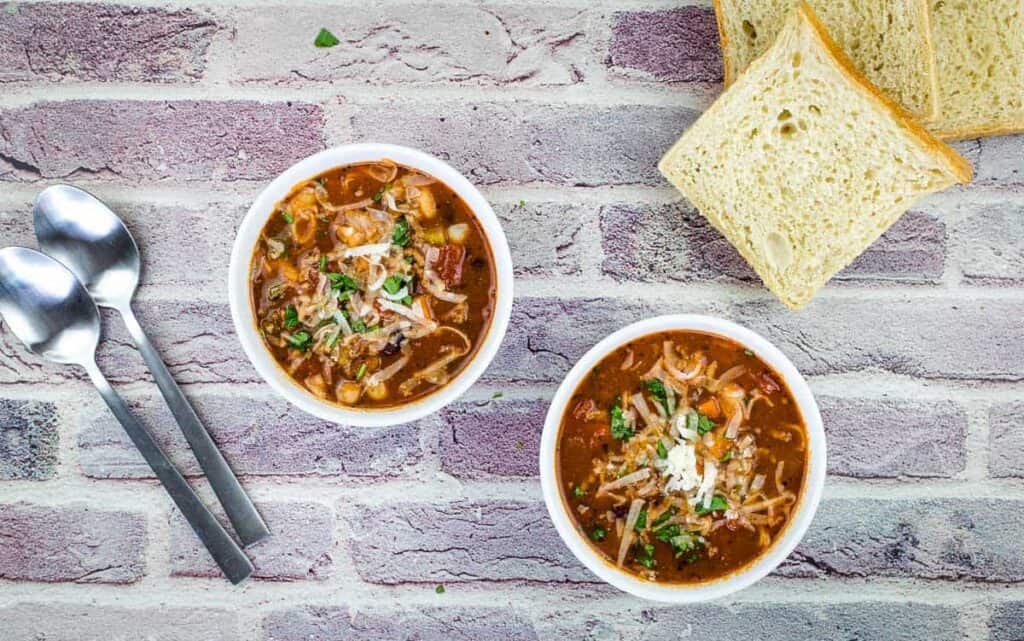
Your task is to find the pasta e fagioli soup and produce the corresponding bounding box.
[249,160,496,409]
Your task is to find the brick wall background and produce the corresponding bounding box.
[0,1,1022,639]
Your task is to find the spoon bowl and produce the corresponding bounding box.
[0,247,99,364]
[33,185,140,307]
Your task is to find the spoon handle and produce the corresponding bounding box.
[82,359,254,585]
[118,304,270,548]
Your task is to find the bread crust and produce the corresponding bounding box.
[711,0,735,85]
[911,0,943,121]
[932,122,1024,141]
[794,1,972,183]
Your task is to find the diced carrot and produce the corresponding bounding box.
[698,397,721,419]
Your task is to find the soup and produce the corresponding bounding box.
[556,331,807,583]
[250,160,496,408]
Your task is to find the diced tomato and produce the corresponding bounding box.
[757,370,781,395]
[432,244,465,287]
[589,424,611,449]
[572,398,602,422]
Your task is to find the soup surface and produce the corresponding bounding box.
[250,161,496,408]
[557,331,807,583]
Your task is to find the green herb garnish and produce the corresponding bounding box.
[635,543,656,569]
[696,412,715,435]
[656,440,668,459]
[285,331,311,351]
[610,403,633,440]
[590,526,607,542]
[651,506,676,528]
[319,255,328,272]
[492,392,504,400]
[435,584,445,594]
[280,210,294,224]
[744,349,755,356]
[373,183,392,202]
[355,363,367,381]
[634,508,648,531]
[327,272,359,292]
[392,217,411,247]
[694,495,728,516]
[314,28,340,48]
[349,314,368,334]
[720,450,733,463]
[283,305,299,329]
[645,379,671,415]
[573,485,585,497]
[382,274,405,295]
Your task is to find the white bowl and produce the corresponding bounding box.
[228,144,514,427]
[539,314,826,602]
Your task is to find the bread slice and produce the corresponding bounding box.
[659,2,972,310]
[926,0,1024,139]
[713,0,940,120]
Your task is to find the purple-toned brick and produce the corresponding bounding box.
[609,8,724,83]
[0,3,217,83]
[264,606,538,641]
[600,203,943,284]
[0,100,324,182]
[0,503,146,583]
[229,6,589,87]
[78,390,424,479]
[988,402,1024,478]
[951,134,1023,186]
[991,602,1024,641]
[950,194,1024,284]
[171,501,333,581]
[0,604,240,641]
[348,101,699,187]
[0,398,59,480]
[439,398,545,478]
[345,499,596,584]
[780,498,1024,581]
[495,202,591,277]
[820,397,966,478]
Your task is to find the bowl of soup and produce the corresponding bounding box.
[229,144,513,426]
[539,315,825,602]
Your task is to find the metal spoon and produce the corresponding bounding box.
[33,185,269,547]
[0,247,253,584]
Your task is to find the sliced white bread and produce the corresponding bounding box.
[659,1,972,310]
[927,0,1024,139]
[713,0,940,120]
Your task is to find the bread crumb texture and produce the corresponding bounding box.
[659,2,970,310]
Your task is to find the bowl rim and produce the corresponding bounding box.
[228,143,515,427]
[538,314,826,602]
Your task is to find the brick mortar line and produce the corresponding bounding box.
[962,405,993,482]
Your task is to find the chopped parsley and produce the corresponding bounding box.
[573,485,585,497]
[651,506,676,528]
[610,403,633,440]
[382,274,405,295]
[280,209,294,224]
[720,450,733,463]
[435,584,445,594]
[634,508,648,531]
[373,183,392,202]
[355,363,367,381]
[347,313,369,334]
[744,349,755,356]
[645,379,670,415]
[283,305,299,329]
[694,494,728,516]
[517,199,526,209]
[327,272,359,292]
[285,331,311,351]
[656,440,668,459]
[392,217,411,247]
[318,255,328,272]
[492,391,504,400]
[635,543,656,569]
[589,526,607,542]
[696,412,715,435]
[314,28,340,48]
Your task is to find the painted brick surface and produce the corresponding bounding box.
[348,101,699,186]
[345,499,596,584]
[781,499,1024,581]
[0,3,217,83]
[439,398,544,478]
[989,402,1024,478]
[0,100,324,182]
[0,398,59,480]
[609,8,723,83]
[601,203,944,284]
[820,397,966,478]
[990,602,1024,641]
[949,193,1024,284]
[952,135,1024,186]
[229,6,591,87]
[0,504,146,583]
[265,606,539,641]
[495,201,593,277]
[0,604,239,641]
[78,391,424,479]
[171,501,333,580]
